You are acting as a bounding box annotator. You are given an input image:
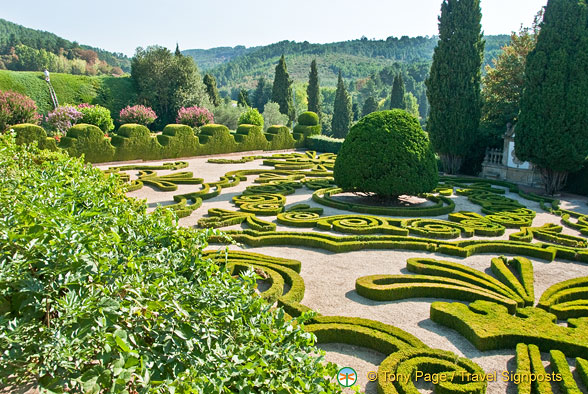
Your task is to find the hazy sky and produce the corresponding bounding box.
[3,0,547,56]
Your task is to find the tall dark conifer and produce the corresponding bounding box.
[426,0,485,174]
[332,71,352,138]
[237,89,250,107]
[362,96,379,117]
[252,77,271,112]
[515,0,588,194]
[390,74,406,110]
[307,59,321,116]
[272,55,295,124]
[203,73,220,106]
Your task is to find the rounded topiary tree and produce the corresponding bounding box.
[333,110,438,198]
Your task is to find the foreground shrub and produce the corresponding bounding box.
[77,103,114,132]
[238,107,264,128]
[0,135,341,392]
[334,109,438,198]
[176,105,214,128]
[119,104,157,126]
[0,90,40,131]
[45,104,83,137]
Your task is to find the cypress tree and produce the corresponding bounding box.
[203,73,220,107]
[362,96,379,117]
[237,89,250,107]
[515,0,588,195]
[272,55,295,125]
[390,74,406,110]
[307,59,321,116]
[174,43,181,57]
[252,77,271,112]
[426,0,485,174]
[332,71,352,138]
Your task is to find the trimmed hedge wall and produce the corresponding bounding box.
[430,300,588,357]
[12,123,58,151]
[305,135,344,154]
[14,121,301,163]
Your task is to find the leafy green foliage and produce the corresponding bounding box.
[426,0,485,174]
[213,102,245,130]
[238,107,264,127]
[271,55,295,124]
[203,73,220,106]
[237,88,250,107]
[334,110,438,198]
[515,0,588,194]
[131,46,209,128]
[77,103,114,132]
[262,102,288,130]
[252,76,272,112]
[0,135,342,393]
[331,71,352,138]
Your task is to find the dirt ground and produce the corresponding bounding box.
[97,151,588,394]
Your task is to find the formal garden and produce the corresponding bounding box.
[2,0,588,393]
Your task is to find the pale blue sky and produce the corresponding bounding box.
[3,0,547,56]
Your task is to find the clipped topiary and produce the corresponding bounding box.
[293,111,321,140]
[297,111,319,126]
[333,109,438,198]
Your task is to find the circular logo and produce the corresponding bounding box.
[337,367,358,387]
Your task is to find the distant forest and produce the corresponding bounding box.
[0,18,131,75]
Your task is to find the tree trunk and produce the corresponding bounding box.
[539,167,568,196]
[440,154,463,175]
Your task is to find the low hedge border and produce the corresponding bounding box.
[210,230,588,263]
[232,193,286,216]
[510,224,588,248]
[490,256,534,306]
[515,344,532,394]
[430,300,588,357]
[527,344,553,394]
[14,122,301,163]
[577,357,588,389]
[355,257,525,312]
[377,347,487,394]
[312,187,456,217]
[550,349,583,394]
[560,209,588,236]
[538,277,588,310]
[198,208,276,232]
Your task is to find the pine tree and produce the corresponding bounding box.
[252,77,271,112]
[332,71,352,138]
[390,74,406,110]
[203,73,220,107]
[362,96,379,117]
[515,0,588,195]
[272,55,295,125]
[237,89,250,107]
[307,59,321,116]
[426,0,485,174]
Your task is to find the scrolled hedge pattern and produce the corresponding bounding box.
[430,300,588,357]
[537,276,588,319]
[233,193,286,215]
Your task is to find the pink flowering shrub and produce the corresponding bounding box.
[46,105,83,136]
[0,90,41,131]
[119,105,157,126]
[176,106,213,128]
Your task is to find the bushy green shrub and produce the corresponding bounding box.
[213,102,245,130]
[238,107,264,127]
[12,123,58,151]
[298,111,319,126]
[262,101,289,131]
[0,90,40,131]
[0,135,342,392]
[333,110,438,198]
[265,125,296,150]
[77,103,114,132]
